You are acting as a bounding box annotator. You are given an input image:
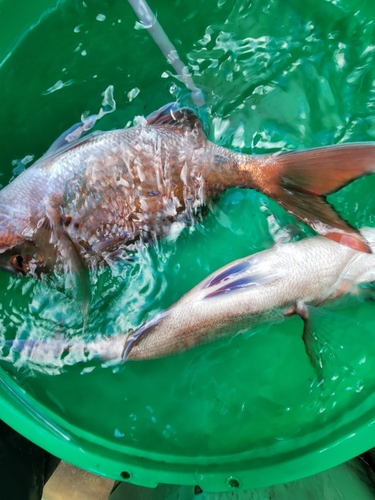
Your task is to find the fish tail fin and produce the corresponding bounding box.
[5,331,130,367]
[295,303,366,395]
[262,142,375,252]
[5,337,74,367]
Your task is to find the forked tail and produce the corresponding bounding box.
[261,142,375,252]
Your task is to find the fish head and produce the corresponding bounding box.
[0,210,57,277]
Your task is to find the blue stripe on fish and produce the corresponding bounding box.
[202,260,252,289]
[204,275,261,299]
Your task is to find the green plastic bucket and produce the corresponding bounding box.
[109,458,375,499]
[2,0,375,493]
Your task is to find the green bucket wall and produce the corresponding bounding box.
[1,0,375,493]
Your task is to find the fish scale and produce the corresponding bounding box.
[1,104,375,277]
[39,126,204,268]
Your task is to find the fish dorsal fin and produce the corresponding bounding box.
[31,115,103,169]
[33,130,104,170]
[44,114,99,157]
[146,103,204,139]
[146,103,179,125]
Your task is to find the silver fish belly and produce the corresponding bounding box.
[123,236,375,360]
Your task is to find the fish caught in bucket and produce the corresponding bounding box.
[0,102,375,284]
[10,230,375,385]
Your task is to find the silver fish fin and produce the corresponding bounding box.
[202,259,252,288]
[46,206,91,328]
[296,303,366,389]
[43,114,99,157]
[122,311,170,360]
[203,275,269,299]
[200,257,278,300]
[59,232,91,331]
[146,103,205,139]
[7,335,71,364]
[270,143,375,252]
[6,330,131,367]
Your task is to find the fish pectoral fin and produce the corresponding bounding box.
[202,273,277,299]
[268,143,375,252]
[200,256,279,300]
[123,311,170,361]
[202,259,252,289]
[274,189,370,253]
[46,206,91,328]
[146,103,205,142]
[296,303,365,389]
[59,233,91,331]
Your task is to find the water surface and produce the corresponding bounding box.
[1,0,375,488]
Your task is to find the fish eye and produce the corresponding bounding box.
[10,254,25,272]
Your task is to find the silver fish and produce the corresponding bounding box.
[121,233,375,361]
[13,232,375,370]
